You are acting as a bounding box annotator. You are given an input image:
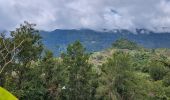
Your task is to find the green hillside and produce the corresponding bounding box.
[90,43,170,100]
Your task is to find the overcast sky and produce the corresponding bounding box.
[0,0,170,31]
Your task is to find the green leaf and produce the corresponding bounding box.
[0,87,18,100]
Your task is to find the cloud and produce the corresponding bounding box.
[0,0,169,31]
[150,0,170,28]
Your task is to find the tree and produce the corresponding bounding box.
[0,33,24,87]
[40,50,66,100]
[112,38,140,50]
[18,50,64,100]
[0,33,24,74]
[96,52,149,100]
[99,52,132,100]
[1,22,44,99]
[61,41,93,100]
[12,21,43,63]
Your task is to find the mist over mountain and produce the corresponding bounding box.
[40,28,170,55]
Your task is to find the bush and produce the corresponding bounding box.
[163,72,170,87]
[149,62,168,81]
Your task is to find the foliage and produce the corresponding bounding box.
[112,38,140,50]
[163,72,170,87]
[149,61,168,81]
[96,52,151,100]
[61,41,94,100]
[1,22,170,100]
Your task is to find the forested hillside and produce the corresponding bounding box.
[41,29,170,56]
[1,22,170,100]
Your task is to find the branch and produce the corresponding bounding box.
[0,40,24,74]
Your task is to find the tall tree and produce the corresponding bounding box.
[96,52,147,100]
[40,50,66,100]
[0,33,24,87]
[61,41,93,100]
[2,22,44,99]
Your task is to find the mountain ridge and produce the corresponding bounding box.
[40,28,170,55]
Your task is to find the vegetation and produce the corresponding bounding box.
[112,38,141,50]
[0,22,170,100]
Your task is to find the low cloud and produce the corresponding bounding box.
[0,0,169,31]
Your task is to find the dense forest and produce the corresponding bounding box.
[1,22,170,100]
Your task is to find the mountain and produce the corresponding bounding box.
[40,29,170,56]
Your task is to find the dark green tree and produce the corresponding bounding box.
[2,22,44,99]
[61,41,93,100]
[40,50,66,100]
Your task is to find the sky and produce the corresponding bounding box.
[0,0,170,31]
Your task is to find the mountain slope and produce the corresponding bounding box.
[40,29,170,55]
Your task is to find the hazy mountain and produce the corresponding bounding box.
[40,29,170,55]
